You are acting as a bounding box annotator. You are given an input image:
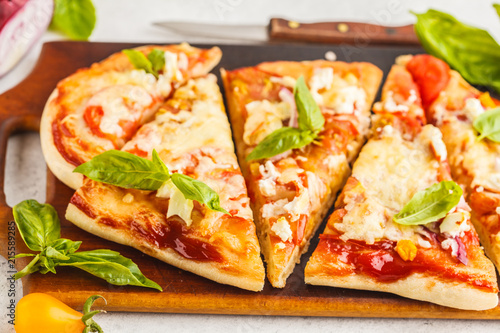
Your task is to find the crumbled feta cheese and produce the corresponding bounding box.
[274,242,286,250]
[323,154,348,173]
[258,178,276,197]
[122,193,134,204]
[441,238,459,257]
[163,51,184,82]
[496,207,500,215]
[309,67,334,105]
[243,100,292,145]
[157,179,194,226]
[407,89,418,104]
[462,98,484,121]
[296,156,308,162]
[381,125,394,137]
[270,76,296,88]
[261,199,288,219]
[382,91,410,113]
[284,191,310,222]
[259,160,280,180]
[271,217,293,242]
[330,86,366,114]
[417,237,432,248]
[477,186,484,193]
[439,212,470,237]
[419,125,447,162]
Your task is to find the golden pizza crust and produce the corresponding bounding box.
[66,203,265,292]
[305,272,498,311]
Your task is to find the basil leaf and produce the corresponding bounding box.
[49,238,82,255]
[494,3,500,18]
[13,200,60,251]
[57,250,162,291]
[50,0,96,40]
[294,76,325,133]
[473,107,500,142]
[39,256,57,274]
[171,173,230,215]
[412,9,500,94]
[152,149,169,175]
[74,150,169,190]
[14,254,41,280]
[44,246,70,261]
[246,127,315,161]
[123,49,156,77]
[148,49,166,75]
[393,181,463,225]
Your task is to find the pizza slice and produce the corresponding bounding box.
[65,74,266,291]
[403,54,500,272]
[304,62,499,310]
[222,60,382,287]
[41,43,222,190]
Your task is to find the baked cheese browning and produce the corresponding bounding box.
[222,61,383,288]
[406,54,500,273]
[305,62,499,310]
[66,75,265,291]
[41,43,222,190]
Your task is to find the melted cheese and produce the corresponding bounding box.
[162,51,184,82]
[328,86,366,114]
[309,67,334,105]
[157,179,194,226]
[243,100,291,145]
[353,125,439,211]
[86,84,153,136]
[440,212,470,237]
[462,98,484,121]
[271,217,293,242]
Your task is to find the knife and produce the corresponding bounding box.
[154,18,420,46]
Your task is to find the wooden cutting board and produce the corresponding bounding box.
[0,41,499,319]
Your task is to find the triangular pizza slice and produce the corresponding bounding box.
[222,60,382,287]
[305,62,498,310]
[66,74,265,291]
[402,54,500,273]
[41,43,222,190]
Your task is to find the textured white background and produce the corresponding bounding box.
[1,0,500,332]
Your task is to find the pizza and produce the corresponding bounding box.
[40,43,222,190]
[65,74,266,292]
[221,60,383,287]
[304,61,499,310]
[402,54,500,273]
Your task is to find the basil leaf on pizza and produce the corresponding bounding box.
[247,76,323,161]
[393,181,462,225]
[74,150,169,190]
[494,3,500,18]
[74,150,229,215]
[246,127,315,161]
[294,76,325,133]
[171,173,230,215]
[123,48,165,79]
[57,250,162,291]
[11,200,162,290]
[473,107,500,142]
[13,200,61,251]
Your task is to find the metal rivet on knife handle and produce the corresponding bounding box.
[337,23,349,33]
[288,21,300,29]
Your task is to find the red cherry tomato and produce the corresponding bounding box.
[406,54,451,108]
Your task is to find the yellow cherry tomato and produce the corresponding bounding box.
[14,293,105,333]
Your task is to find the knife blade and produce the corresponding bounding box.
[154,18,420,46]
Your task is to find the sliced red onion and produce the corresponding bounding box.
[279,87,298,128]
[456,195,471,212]
[455,236,468,265]
[0,0,53,77]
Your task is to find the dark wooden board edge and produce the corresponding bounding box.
[0,41,499,319]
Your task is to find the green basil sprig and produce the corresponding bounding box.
[246,76,325,161]
[473,107,500,143]
[11,200,162,291]
[50,0,96,40]
[123,49,166,79]
[412,8,500,94]
[494,3,500,17]
[74,149,229,215]
[393,181,462,225]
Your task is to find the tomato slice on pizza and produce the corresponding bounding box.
[41,43,222,190]
[305,62,498,310]
[222,60,383,288]
[66,74,265,291]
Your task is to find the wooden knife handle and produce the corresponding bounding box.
[269,18,420,46]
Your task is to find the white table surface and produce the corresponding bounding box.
[1,0,500,332]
